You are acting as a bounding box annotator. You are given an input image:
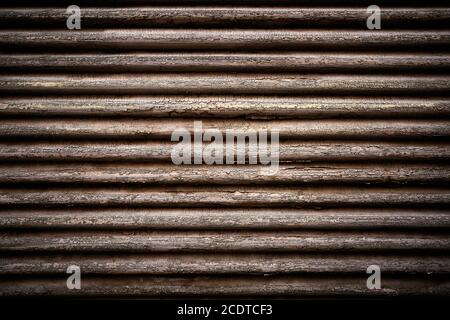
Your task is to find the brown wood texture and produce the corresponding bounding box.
[2,254,450,274]
[1,119,449,138]
[0,188,449,208]
[1,30,449,50]
[1,8,449,28]
[1,276,449,297]
[0,2,449,298]
[1,141,449,161]
[1,230,449,252]
[1,209,449,229]
[7,0,450,5]
[1,97,449,118]
[1,74,449,94]
[0,164,449,185]
[2,54,450,72]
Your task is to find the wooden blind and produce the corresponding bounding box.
[0,0,449,297]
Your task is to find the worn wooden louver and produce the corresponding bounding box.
[0,0,450,298]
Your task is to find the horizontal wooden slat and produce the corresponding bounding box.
[1,254,449,274]
[0,164,449,185]
[1,74,449,94]
[1,276,449,297]
[1,30,449,50]
[0,188,448,208]
[0,119,448,139]
[2,97,449,118]
[1,8,449,28]
[1,53,449,72]
[1,209,449,229]
[6,0,450,6]
[1,1,449,300]
[1,231,449,252]
[1,141,448,161]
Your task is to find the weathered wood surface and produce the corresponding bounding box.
[1,231,449,252]
[1,0,449,298]
[1,8,449,28]
[2,53,450,72]
[1,97,450,118]
[1,141,449,161]
[1,254,449,274]
[0,188,449,208]
[1,119,449,139]
[1,276,449,297]
[1,74,449,94]
[7,0,450,5]
[0,164,449,185]
[1,30,449,50]
[1,209,449,229]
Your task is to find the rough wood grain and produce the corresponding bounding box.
[0,188,448,208]
[1,97,449,118]
[1,74,449,94]
[1,0,450,299]
[1,254,449,274]
[1,30,449,50]
[0,164,449,186]
[1,209,449,229]
[1,119,449,139]
[1,8,449,28]
[1,141,448,161]
[7,0,450,5]
[1,230,449,252]
[2,53,449,72]
[1,276,449,297]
